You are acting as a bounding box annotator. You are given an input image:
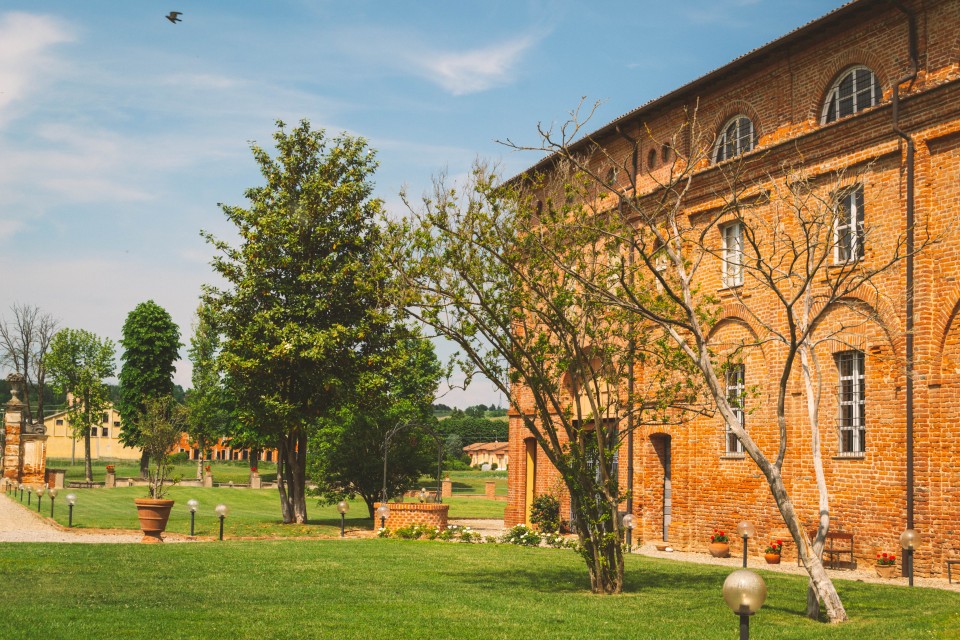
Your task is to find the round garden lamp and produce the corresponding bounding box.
[737,521,756,568]
[418,488,428,504]
[621,513,636,552]
[26,485,32,506]
[722,569,767,640]
[36,485,44,513]
[215,503,229,541]
[66,493,77,528]
[18,483,24,501]
[337,500,349,537]
[48,487,57,518]
[187,499,199,537]
[900,529,919,587]
[376,504,390,530]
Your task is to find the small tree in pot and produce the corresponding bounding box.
[134,396,187,542]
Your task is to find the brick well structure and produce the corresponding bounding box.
[374,502,450,531]
[506,0,960,578]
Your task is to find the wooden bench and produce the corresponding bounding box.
[802,529,855,569]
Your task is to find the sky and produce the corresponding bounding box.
[0,0,848,408]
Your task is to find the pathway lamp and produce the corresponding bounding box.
[621,513,636,552]
[187,499,199,537]
[337,500,349,537]
[737,521,756,568]
[900,529,919,587]
[418,488,428,503]
[36,485,44,513]
[66,493,76,528]
[48,488,57,518]
[215,503,229,541]
[722,569,767,640]
[376,504,390,530]
[27,485,32,506]
[18,483,24,502]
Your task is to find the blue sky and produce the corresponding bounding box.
[0,0,846,407]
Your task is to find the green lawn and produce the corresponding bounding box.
[419,469,508,495]
[48,457,274,485]
[0,539,956,639]
[19,485,503,537]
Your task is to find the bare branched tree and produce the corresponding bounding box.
[0,304,59,425]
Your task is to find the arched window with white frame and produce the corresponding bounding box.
[821,66,882,124]
[713,116,755,163]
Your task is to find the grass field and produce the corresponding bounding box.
[0,538,956,639]
[48,458,275,485]
[16,485,504,537]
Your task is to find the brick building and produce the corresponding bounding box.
[505,0,960,578]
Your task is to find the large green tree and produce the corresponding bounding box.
[46,328,115,481]
[117,301,182,477]
[309,329,442,517]
[204,119,385,524]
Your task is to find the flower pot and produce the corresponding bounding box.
[765,553,782,564]
[708,542,730,558]
[876,564,898,579]
[134,498,175,543]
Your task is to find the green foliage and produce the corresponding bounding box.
[204,119,386,524]
[117,300,182,453]
[500,523,542,547]
[309,331,442,517]
[435,414,507,447]
[185,304,233,462]
[45,328,116,481]
[529,494,561,533]
[139,396,187,499]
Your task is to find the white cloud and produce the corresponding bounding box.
[415,35,539,96]
[0,12,72,120]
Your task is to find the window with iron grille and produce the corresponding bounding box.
[822,67,882,124]
[714,116,755,163]
[836,350,865,455]
[835,186,864,263]
[721,222,744,287]
[725,364,745,454]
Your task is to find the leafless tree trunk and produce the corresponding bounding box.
[0,304,58,425]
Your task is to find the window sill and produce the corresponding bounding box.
[718,285,750,299]
[832,453,865,460]
[720,453,746,460]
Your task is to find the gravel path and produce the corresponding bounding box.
[0,493,177,543]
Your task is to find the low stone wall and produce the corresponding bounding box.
[374,501,449,531]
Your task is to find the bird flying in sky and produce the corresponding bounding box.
[166,12,182,24]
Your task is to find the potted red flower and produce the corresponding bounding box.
[876,552,897,578]
[709,528,730,557]
[105,464,116,474]
[764,539,783,564]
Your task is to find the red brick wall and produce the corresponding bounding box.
[507,0,960,577]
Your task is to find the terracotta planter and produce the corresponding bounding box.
[876,564,898,579]
[708,542,730,558]
[134,498,175,543]
[765,553,782,564]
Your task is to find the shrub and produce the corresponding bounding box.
[484,535,498,544]
[544,533,568,549]
[529,494,561,533]
[501,524,542,547]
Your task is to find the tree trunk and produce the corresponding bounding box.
[139,451,150,480]
[83,430,93,482]
[277,431,308,524]
[570,488,624,594]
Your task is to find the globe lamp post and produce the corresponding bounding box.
[187,499,199,537]
[737,521,756,568]
[722,569,767,640]
[900,529,919,587]
[376,503,390,530]
[337,500,349,537]
[66,493,77,528]
[215,504,229,541]
[622,513,636,553]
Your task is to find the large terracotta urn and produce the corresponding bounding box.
[134,498,175,543]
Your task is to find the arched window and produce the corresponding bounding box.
[821,66,882,124]
[713,116,755,163]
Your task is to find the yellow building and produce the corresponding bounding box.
[43,403,142,461]
[463,441,508,470]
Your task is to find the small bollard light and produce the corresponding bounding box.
[66,493,77,528]
[900,529,920,587]
[48,488,57,518]
[737,521,756,568]
[376,503,390,530]
[187,499,199,537]
[418,487,428,503]
[27,485,32,506]
[337,500,350,537]
[19,483,24,502]
[622,513,636,552]
[215,503,229,541]
[723,569,767,640]
[36,485,45,513]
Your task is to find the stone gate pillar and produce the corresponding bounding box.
[3,374,25,483]
[2,373,48,486]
